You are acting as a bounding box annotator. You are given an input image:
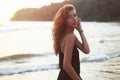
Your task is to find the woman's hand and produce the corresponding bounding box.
[75,18,83,32]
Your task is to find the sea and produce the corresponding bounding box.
[0,21,120,80]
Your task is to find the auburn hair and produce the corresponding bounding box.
[52,4,75,55]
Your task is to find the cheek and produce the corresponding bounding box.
[66,19,72,26]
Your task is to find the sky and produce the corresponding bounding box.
[0,0,64,21]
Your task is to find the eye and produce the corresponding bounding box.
[67,13,77,19]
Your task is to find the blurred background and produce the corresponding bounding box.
[0,0,120,80]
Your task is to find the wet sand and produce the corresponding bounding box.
[81,57,120,80]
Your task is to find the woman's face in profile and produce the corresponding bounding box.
[66,10,78,28]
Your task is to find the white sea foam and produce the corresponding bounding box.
[81,52,120,62]
[0,64,58,75]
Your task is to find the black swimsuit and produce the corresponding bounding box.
[57,46,81,80]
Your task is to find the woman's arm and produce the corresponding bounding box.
[75,18,90,54]
[63,33,80,80]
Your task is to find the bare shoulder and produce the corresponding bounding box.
[64,33,76,42]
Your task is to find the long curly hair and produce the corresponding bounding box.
[52,4,75,55]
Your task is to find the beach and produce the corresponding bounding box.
[0,21,120,80]
[81,58,120,80]
[0,57,120,80]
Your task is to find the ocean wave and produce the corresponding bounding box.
[0,64,58,76]
[0,53,58,76]
[81,52,120,62]
[0,54,45,62]
[0,52,120,76]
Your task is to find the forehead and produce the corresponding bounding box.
[68,10,76,15]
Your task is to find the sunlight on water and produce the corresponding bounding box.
[0,21,120,58]
[0,21,53,57]
[0,21,120,56]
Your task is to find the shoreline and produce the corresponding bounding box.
[0,57,120,80]
[0,52,120,76]
[0,21,120,80]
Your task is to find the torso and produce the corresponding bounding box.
[57,32,80,80]
[57,46,80,80]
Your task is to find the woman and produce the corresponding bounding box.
[52,4,90,80]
